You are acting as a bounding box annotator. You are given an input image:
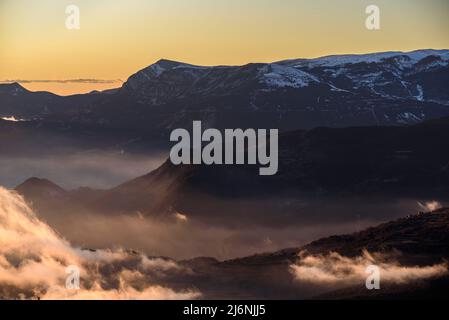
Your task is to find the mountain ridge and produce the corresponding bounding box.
[2,49,449,133]
[14,117,449,229]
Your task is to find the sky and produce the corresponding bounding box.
[0,0,448,95]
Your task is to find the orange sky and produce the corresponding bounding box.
[0,0,448,95]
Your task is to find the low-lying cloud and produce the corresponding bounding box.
[0,187,199,300]
[290,250,448,287]
[43,208,377,261]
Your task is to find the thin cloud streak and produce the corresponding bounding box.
[0,79,123,84]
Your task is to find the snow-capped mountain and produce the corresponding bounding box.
[278,49,449,104]
[102,49,449,132]
[1,49,449,135]
[281,49,449,68]
[258,64,319,89]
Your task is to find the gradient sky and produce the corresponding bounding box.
[0,0,448,95]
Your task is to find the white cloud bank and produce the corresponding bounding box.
[0,187,200,300]
[290,250,448,287]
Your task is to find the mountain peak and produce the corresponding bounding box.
[124,59,208,90]
[125,59,188,83]
[9,82,25,88]
[0,82,28,94]
[153,58,186,67]
[147,59,205,74]
[15,177,67,199]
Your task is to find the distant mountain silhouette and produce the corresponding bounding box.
[16,116,449,227]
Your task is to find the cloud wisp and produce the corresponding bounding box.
[418,200,443,212]
[0,79,123,84]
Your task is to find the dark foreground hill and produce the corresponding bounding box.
[150,208,449,299]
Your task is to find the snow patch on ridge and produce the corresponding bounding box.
[283,49,449,68]
[148,64,166,77]
[260,64,319,88]
[416,85,424,102]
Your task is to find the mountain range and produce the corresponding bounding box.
[15,116,449,228]
[1,49,449,144]
[4,49,449,299]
